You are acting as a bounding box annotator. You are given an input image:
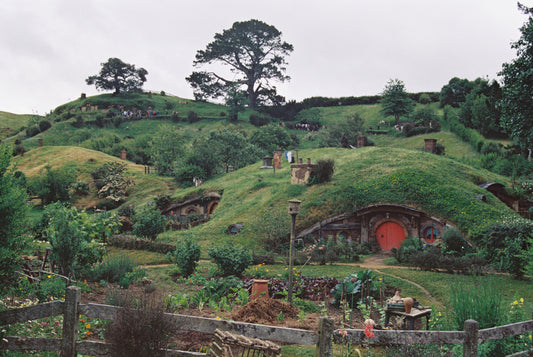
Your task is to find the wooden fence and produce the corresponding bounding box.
[1,286,532,357]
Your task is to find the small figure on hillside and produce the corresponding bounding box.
[341,133,349,148]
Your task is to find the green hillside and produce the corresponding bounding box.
[0,111,35,140]
[160,146,516,250]
[13,146,177,208]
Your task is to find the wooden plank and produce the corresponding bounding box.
[76,340,110,356]
[333,329,465,346]
[506,351,533,357]
[170,313,319,345]
[79,304,318,345]
[0,336,61,351]
[0,301,63,325]
[79,303,118,320]
[76,341,207,357]
[478,320,533,342]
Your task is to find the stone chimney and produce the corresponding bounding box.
[357,135,366,148]
[291,158,317,184]
[120,149,127,160]
[38,138,43,147]
[424,139,437,153]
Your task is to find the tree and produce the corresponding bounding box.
[439,77,475,108]
[0,145,29,290]
[380,79,415,125]
[150,124,188,176]
[208,129,262,172]
[46,204,105,280]
[132,205,167,240]
[86,58,148,95]
[29,165,76,205]
[249,124,292,154]
[186,19,293,108]
[499,3,533,148]
[225,85,248,121]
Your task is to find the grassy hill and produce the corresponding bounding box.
[159,146,516,250]
[0,111,35,140]
[13,146,177,209]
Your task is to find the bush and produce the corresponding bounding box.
[394,237,422,263]
[308,159,335,185]
[92,255,139,283]
[132,206,167,240]
[29,165,76,205]
[441,226,471,256]
[208,244,252,276]
[105,293,177,357]
[38,120,52,132]
[168,236,201,277]
[249,113,271,127]
[187,111,199,123]
[153,194,172,210]
[108,235,176,254]
[117,204,135,218]
[26,125,40,137]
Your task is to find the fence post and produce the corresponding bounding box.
[315,316,334,357]
[62,286,81,357]
[463,319,479,357]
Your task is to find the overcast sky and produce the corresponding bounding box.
[1,0,532,115]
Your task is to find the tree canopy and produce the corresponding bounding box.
[379,79,414,125]
[86,58,148,94]
[0,145,29,289]
[499,3,533,148]
[186,19,293,109]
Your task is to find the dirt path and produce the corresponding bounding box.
[356,254,443,308]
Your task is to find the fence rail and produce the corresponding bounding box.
[1,286,532,357]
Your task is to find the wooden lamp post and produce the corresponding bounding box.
[287,199,301,303]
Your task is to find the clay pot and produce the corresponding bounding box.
[251,279,269,300]
[403,297,414,313]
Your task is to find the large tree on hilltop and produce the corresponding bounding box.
[380,79,414,125]
[186,19,293,109]
[500,3,533,149]
[86,58,148,95]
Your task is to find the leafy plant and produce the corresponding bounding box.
[132,205,167,240]
[331,270,377,308]
[168,235,201,277]
[208,244,252,276]
[308,159,335,185]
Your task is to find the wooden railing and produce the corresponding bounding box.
[1,286,532,357]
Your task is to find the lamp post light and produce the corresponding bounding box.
[287,199,301,304]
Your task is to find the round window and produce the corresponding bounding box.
[424,226,440,244]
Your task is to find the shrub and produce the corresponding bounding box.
[26,125,40,137]
[249,113,271,127]
[308,159,335,185]
[108,235,176,254]
[132,206,167,240]
[38,120,52,132]
[441,226,471,256]
[168,236,201,277]
[187,111,199,123]
[476,218,533,279]
[117,204,135,218]
[105,293,177,357]
[29,165,76,205]
[208,244,252,276]
[153,194,172,210]
[394,237,422,263]
[92,255,138,283]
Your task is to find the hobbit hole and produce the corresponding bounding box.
[296,204,447,252]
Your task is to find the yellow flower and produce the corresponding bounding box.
[520,298,524,303]
[47,275,51,279]
[85,323,91,329]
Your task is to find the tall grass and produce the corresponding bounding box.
[448,277,504,329]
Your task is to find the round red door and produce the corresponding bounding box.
[376,222,405,250]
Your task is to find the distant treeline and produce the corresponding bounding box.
[260,92,440,120]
